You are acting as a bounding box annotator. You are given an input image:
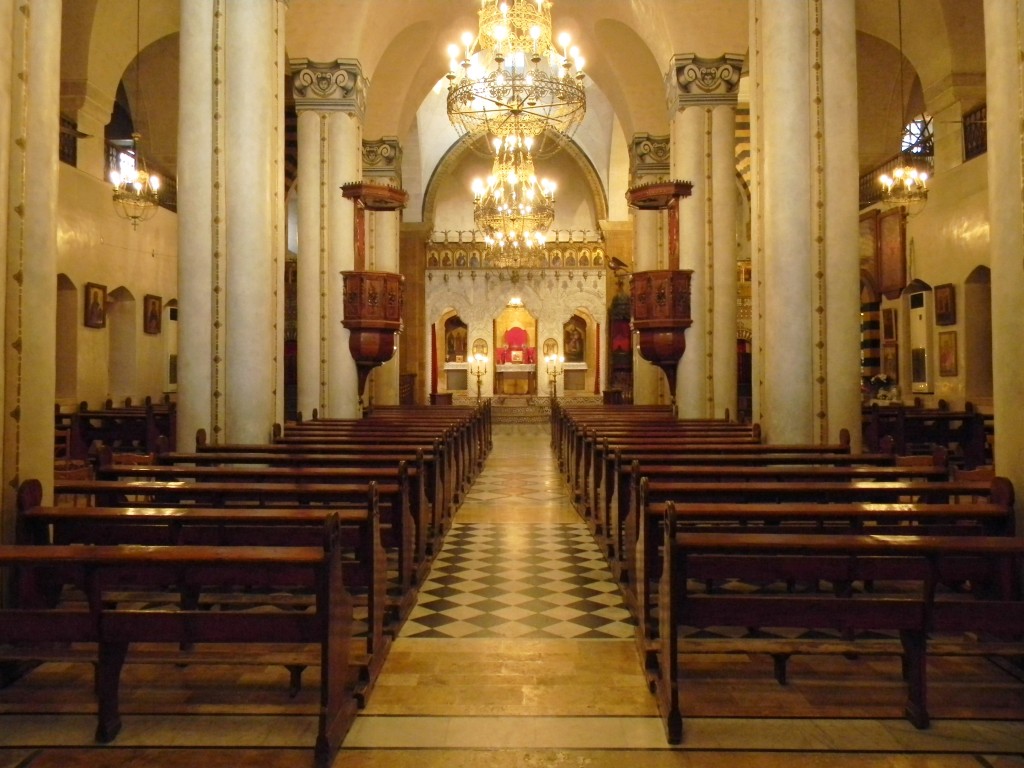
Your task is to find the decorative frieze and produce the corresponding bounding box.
[667,53,744,111]
[290,58,366,117]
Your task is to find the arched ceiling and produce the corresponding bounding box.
[64,0,985,200]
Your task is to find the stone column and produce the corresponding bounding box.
[177,0,285,447]
[820,0,862,447]
[364,137,403,406]
[628,134,670,405]
[668,54,743,420]
[984,0,1024,532]
[758,0,813,443]
[750,0,859,444]
[291,59,365,419]
[177,0,217,450]
[2,0,61,530]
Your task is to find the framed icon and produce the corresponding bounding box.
[84,283,106,328]
[143,294,162,334]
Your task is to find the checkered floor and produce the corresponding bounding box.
[401,522,635,639]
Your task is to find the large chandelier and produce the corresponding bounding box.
[877,0,928,206]
[472,134,555,264]
[110,0,160,228]
[446,0,586,140]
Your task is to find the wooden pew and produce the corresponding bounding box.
[655,521,1024,743]
[591,445,917,553]
[626,475,1016,665]
[0,518,356,767]
[17,479,388,706]
[51,476,420,624]
[102,447,437,575]
[187,435,452,542]
[68,401,176,459]
[607,454,950,572]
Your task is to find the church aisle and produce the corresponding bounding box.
[1,423,1022,767]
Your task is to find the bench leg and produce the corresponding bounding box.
[900,630,930,729]
[772,653,791,685]
[286,664,305,698]
[95,641,128,743]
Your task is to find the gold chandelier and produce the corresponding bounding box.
[110,0,160,228]
[472,134,555,265]
[111,132,160,229]
[446,0,586,140]
[877,0,928,206]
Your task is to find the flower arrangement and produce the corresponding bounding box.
[864,373,898,401]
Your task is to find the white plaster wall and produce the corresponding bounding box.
[57,163,178,408]
[902,155,989,407]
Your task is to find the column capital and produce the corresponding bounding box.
[667,53,745,112]
[290,58,366,118]
[363,137,402,186]
[629,133,671,184]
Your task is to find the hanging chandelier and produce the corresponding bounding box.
[472,134,555,265]
[111,132,160,228]
[877,0,929,206]
[110,0,160,228]
[446,0,586,140]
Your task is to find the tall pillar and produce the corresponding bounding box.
[750,0,859,444]
[984,0,1024,533]
[669,54,743,419]
[364,137,403,406]
[628,134,670,405]
[177,0,285,447]
[820,0,862,447]
[291,59,365,419]
[2,0,61,534]
[224,1,279,443]
[176,0,216,451]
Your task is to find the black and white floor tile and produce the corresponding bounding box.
[401,522,635,639]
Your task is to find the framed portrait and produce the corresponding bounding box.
[143,294,162,335]
[934,283,956,326]
[881,308,897,342]
[510,349,524,363]
[878,207,907,300]
[84,282,106,328]
[938,330,958,376]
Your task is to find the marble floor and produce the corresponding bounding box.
[1,422,1023,767]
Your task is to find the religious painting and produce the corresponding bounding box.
[542,338,559,358]
[878,207,906,300]
[509,349,524,363]
[143,295,162,334]
[84,283,106,328]
[934,283,956,326]
[563,316,586,362]
[859,209,880,286]
[939,330,958,376]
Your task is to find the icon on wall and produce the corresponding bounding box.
[84,283,106,328]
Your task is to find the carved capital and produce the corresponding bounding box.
[362,137,402,185]
[628,133,671,184]
[668,53,745,111]
[290,58,366,117]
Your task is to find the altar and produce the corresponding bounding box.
[495,362,537,395]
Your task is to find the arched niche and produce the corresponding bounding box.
[56,275,79,402]
[107,286,137,401]
[964,266,992,406]
[561,308,597,394]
